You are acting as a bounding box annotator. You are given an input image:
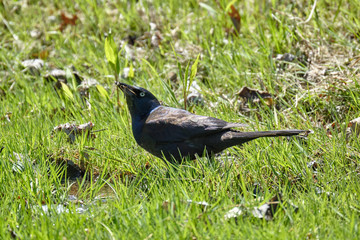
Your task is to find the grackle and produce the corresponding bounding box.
[116,82,307,163]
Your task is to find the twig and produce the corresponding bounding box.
[91,128,107,133]
[271,0,317,25]
[350,56,360,68]
[298,0,318,24]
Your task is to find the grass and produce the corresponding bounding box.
[1,0,360,239]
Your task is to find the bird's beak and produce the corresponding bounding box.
[115,82,136,96]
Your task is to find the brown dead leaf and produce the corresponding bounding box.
[145,161,151,170]
[228,5,241,34]
[237,86,274,106]
[59,12,79,32]
[31,49,49,60]
[214,0,241,35]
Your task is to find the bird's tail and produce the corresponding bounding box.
[223,129,309,147]
[205,129,309,154]
[236,129,307,139]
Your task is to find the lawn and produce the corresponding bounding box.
[1,0,360,239]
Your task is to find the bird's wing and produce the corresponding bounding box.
[143,106,246,143]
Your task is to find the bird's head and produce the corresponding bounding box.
[116,82,161,119]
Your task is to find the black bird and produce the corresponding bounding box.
[116,82,307,163]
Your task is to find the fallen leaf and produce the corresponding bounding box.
[31,49,49,60]
[275,53,296,62]
[237,86,274,106]
[21,59,44,76]
[44,68,83,89]
[78,78,99,108]
[59,12,79,32]
[10,152,35,173]
[185,81,204,107]
[251,195,281,221]
[224,194,297,221]
[44,69,67,88]
[145,161,151,170]
[228,5,241,34]
[52,122,95,143]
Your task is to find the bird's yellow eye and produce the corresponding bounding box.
[139,92,145,97]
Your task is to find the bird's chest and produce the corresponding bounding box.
[132,119,144,142]
[132,118,154,148]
